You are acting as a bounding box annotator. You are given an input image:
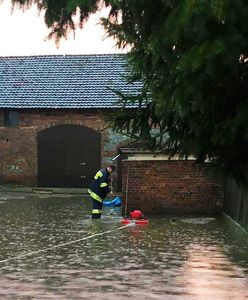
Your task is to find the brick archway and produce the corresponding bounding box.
[37,124,101,188]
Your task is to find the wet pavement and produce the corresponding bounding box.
[0,192,248,299]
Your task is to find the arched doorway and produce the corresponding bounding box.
[37,124,101,188]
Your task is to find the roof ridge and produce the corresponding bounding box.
[0,53,127,59]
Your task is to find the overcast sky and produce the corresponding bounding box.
[0,0,125,56]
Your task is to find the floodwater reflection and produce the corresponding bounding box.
[0,193,248,299]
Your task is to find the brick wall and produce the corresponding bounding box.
[0,109,126,186]
[122,159,223,215]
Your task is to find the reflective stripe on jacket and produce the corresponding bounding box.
[88,168,111,202]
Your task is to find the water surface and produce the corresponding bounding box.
[0,193,248,299]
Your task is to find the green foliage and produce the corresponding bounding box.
[11,0,102,43]
[106,0,248,185]
[8,0,248,185]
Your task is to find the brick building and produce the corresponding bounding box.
[0,54,223,214]
[0,54,139,187]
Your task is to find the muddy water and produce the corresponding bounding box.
[0,193,248,300]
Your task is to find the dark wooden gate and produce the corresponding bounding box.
[224,178,248,231]
[37,125,101,188]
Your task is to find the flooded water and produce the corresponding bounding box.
[0,193,248,300]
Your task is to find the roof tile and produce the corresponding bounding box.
[0,54,142,109]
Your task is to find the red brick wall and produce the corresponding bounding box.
[122,160,223,215]
[0,109,122,186]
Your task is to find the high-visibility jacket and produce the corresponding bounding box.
[88,168,111,202]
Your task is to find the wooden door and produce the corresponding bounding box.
[37,125,101,187]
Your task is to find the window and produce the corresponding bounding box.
[5,111,19,127]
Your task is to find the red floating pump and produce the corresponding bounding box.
[121,209,149,225]
[130,210,144,219]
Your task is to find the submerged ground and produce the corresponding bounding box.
[0,192,248,299]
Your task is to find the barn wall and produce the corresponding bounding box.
[0,109,125,186]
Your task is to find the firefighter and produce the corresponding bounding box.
[88,165,116,219]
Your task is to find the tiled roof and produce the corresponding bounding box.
[0,54,142,109]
